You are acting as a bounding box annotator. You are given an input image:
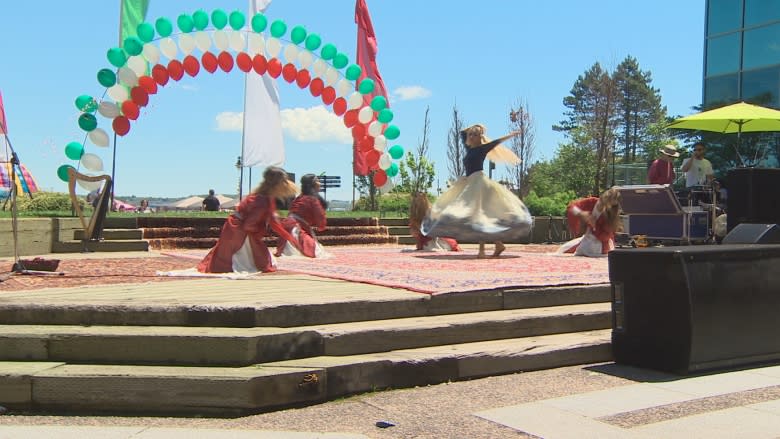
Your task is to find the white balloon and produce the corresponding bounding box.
[336,79,353,97]
[368,121,384,137]
[127,56,147,76]
[117,67,138,87]
[213,31,229,51]
[247,33,264,54]
[88,128,110,147]
[325,67,339,86]
[159,37,178,59]
[348,92,364,109]
[98,102,120,118]
[266,37,281,57]
[142,44,160,65]
[312,58,327,76]
[378,153,392,170]
[283,44,299,64]
[107,85,129,103]
[379,180,394,194]
[229,30,246,52]
[77,178,103,192]
[358,106,374,124]
[178,33,196,55]
[195,31,212,52]
[297,49,313,68]
[373,134,387,150]
[80,153,104,172]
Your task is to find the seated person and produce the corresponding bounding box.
[557,188,622,257]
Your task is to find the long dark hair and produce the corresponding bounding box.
[300,173,328,209]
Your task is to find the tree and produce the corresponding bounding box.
[355,172,379,210]
[528,141,598,198]
[396,107,436,195]
[446,102,466,181]
[506,100,535,196]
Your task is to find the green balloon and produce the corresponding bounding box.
[75,95,97,113]
[107,47,127,68]
[333,53,349,69]
[177,14,194,33]
[136,22,155,42]
[384,125,400,140]
[304,33,322,51]
[57,165,75,182]
[370,95,387,112]
[270,19,287,37]
[123,36,143,56]
[290,25,307,44]
[251,13,267,32]
[358,78,375,94]
[229,11,245,30]
[78,113,98,132]
[377,108,394,124]
[345,64,362,81]
[211,9,228,30]
[320,43,337,61]
[193,10,209,30]
[155,17,173,37]
[65,142,84,160]
[389,145,404,160]
[97,69,116,88]
[386,162,399,177]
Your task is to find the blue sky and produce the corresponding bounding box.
[0,0,705,201]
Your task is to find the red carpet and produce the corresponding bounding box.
[166,246,609,294]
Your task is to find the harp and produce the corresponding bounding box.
[67,168,112,247]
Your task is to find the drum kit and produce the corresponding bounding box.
[677,181,725,242]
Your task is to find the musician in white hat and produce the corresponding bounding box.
[647,144,680,185]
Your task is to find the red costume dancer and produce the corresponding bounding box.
[558,188,622,257]
[198,167,298,273]
[276,174,329,258]
[409,192,460,252]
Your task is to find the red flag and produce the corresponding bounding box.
[353,0,388,176]
[0,91,7,135]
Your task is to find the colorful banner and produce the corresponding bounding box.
[120,0,150,45]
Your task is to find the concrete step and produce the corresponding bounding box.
[0,284,610,327]
[0,303,610,366]
[51,239,149,253]
[74,229,143,240]
[379,218,409,227]
[397,236,417,245]
[387,226,411,236]
[0,329,611,416]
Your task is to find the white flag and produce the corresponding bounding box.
[242,0,284,168]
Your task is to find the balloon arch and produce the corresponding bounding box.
[59,8,405,191]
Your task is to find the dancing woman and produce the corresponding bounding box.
[275,174,328,258]
[557,188,622,257]
[197,167,298,273]
[422,124,532,258]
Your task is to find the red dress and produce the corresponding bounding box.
[563,197,615,255]
[276,195,327,258]
[197,194,290,273]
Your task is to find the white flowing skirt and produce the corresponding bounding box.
[422,171,532,242]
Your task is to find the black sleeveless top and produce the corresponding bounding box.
[463,139,501,176]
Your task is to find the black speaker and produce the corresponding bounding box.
[727,168,780,231]
[722,223,780,244]
[609,245,780,374]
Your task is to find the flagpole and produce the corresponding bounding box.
[239,72,248,200]
[111,0,124,211]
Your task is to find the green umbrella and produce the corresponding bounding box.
[666,101,780,165]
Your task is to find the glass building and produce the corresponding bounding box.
[705,0,780,108]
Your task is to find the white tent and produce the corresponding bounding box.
[171,195,233,210]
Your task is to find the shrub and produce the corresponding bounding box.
[524,190,576,216]
[12,191,83,212]
[354,192,413,216]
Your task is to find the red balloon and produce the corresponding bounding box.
[112,116,130,136]
[168,60,184,81]
[236,52,252,72]
[130,87,149,107]
[252,55,267,75]
[373,169,388,187]
[218,51,234,72]
[333,97,347,116]
[183,55,200,77]
[310,78,324,97]
[343,109,359,127]
[202,52,218,73]
[121,100,140,120]
[351,124,366,140]
[322,87,336,105]
[359,136,375,152]
[282,63,297,83]
[137,76,157,94]
[366,149,381,168]
[151,64,169,86]
[267,58,282,78]
[294,69,310,88]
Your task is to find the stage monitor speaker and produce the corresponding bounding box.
[727,168,780,231]
[609,245,780,374]
[722,223,780,244]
